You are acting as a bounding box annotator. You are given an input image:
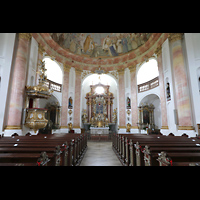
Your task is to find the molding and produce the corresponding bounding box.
[161,126,169,129]
[178,126,194,130]
[4,125,21,130]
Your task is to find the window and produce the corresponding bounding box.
[43,57,63,84]
[137,59,159,85]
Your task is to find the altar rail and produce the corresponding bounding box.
[138,76,159,93]
[44,79,62,92]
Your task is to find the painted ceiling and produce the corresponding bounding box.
[49,33,152,58]
[32,33,169,72]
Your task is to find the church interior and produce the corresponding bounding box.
[1,33,200,166]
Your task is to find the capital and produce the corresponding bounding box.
[129,65,136,73]
[38,43,45,55]
[18,33,32,41]
[168,33,184,43]
[117,68,125,75]
[155,46,162,57]
[63,64,71,72]
[75,68,83,75]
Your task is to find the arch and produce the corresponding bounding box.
[82,73,118,87]
[139,93,162,129]
[137,58,159,85]
[43,57,63,84]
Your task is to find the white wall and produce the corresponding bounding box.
[0,33,16,133]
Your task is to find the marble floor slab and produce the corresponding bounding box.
[80,142,122,166]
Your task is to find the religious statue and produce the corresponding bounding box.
[82,109,88,123]
[126,123,131,132]
[68,122,73,131]
[166,82,171,101]
[68,97,73,109]
[127,97,131,109]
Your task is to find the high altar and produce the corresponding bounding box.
[82,81,115,134]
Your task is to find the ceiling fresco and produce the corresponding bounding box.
[50,33,152,58]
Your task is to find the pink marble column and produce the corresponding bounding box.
[73,69,82,129]
[129,66,138,129]
[169,33,193,130]
[118,69,126,128]
[5,33,32,130]
[61,65,70,129]
[155,46,168,129]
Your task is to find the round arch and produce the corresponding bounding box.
[43,57,63,84]
[137,58,159,85]
[139,93,162,129]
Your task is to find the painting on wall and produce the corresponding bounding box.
[50,33,151,58]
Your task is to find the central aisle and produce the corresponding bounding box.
[80,142,122,166]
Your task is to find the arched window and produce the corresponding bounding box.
[43,57,63,84]
[137,59,159,85]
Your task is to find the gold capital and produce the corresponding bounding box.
[63,64,71,72]
[129,65,136,72]
[18,33,32,41]
[168,33,184,43]
[117,69,125,75]
[38,43,45,55]
[155,46,162,57]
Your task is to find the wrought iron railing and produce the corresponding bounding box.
[138,76,159,93]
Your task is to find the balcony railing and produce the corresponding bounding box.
[138,76,159,93]
[44,79,62,92]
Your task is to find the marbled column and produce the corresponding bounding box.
[169,33,193,130]
[60,64,70,129]
[118,69,126,128]
[155,46,168,129]
[73,68,82,129]
[129,65,138,129]
[5,33,32,129]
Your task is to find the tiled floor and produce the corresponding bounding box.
[80,142,122,166]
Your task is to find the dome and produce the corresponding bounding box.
[49,33,152,58]
[32,33,168,72]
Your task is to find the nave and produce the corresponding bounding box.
[80,142,122,166]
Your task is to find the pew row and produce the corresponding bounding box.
[112,133,200,166]
[0,133,87,166]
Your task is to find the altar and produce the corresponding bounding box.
[90,127,109,135]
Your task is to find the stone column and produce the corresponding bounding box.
[60,64,71,129]
[118,69,126,129]
[155,46,168,130]
[129,65,138,130]
[168,33,194,130]
[5,33,32,130]
[73,68,82,129]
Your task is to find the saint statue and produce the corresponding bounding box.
[68,97,73,109]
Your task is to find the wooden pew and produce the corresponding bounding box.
[157,151,200,166]
[143,145,200,166]
[113,133,200,166]
[0,133,87,166]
